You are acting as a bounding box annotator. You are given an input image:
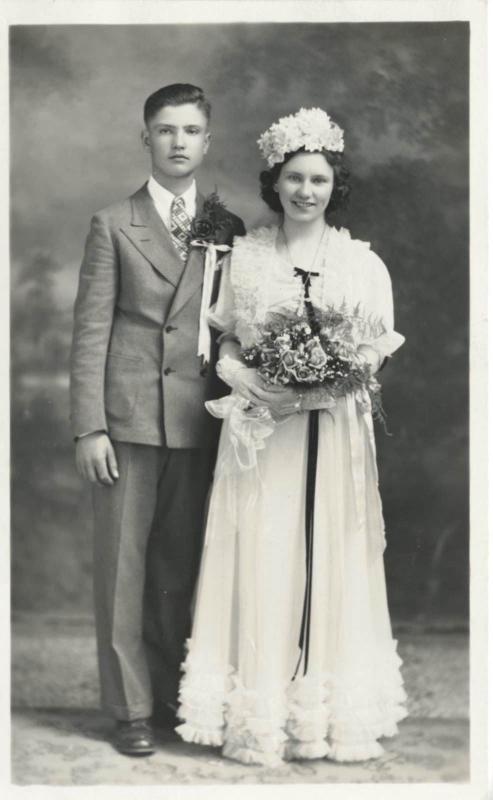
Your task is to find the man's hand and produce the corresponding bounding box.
[75,432,119,486]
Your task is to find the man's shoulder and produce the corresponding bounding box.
[90,185,147,227]
[225,208,245,235]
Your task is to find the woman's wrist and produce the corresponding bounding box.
[219,338,242,360]
[216,354,251,388]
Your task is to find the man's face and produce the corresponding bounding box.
[142,103,210,182]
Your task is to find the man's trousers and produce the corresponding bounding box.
[91,440,214,721]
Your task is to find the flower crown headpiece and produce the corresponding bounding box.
[257,107,344,168]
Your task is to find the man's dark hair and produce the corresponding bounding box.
[260,149,351,219]
[144,83,211,125]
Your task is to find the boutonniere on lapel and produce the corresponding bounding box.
[190,191,234,366]
[190,190,234,245]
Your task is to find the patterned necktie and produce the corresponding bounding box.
[170,196,191,261]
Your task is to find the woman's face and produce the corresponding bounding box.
[275,152,334,224]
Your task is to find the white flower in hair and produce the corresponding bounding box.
[257,107,344,167]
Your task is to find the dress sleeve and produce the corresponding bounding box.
[359,250,405,359]
[207,253,238,338]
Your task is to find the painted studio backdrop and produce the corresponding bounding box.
[11,23,469,621]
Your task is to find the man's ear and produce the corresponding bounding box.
[273,183,279,193]
[203,130,211,154]
[141,128,150,150]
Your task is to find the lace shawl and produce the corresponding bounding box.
[212,225,404,358]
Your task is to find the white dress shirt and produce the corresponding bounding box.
[147,175,197,231]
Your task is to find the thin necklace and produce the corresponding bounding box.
[280,225,327,272]
[280,225,328,316]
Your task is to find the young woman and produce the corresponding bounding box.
[176,108,407,766]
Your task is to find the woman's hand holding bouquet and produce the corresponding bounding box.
[216,352,302,418]
[238,307,387,423]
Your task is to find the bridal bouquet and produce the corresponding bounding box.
[207,305,387,477]
[241,305,386,422]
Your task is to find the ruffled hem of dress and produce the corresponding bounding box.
[175,722,224,747]
[176,639,407,765]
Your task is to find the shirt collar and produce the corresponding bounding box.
[147,175,197,219]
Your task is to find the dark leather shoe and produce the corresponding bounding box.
[113,718,155,756]
[152,702,179,730]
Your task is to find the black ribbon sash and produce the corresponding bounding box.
[292,268,320,680]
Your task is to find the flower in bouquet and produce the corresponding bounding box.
[241,306,388,425]
[306,341,328,369]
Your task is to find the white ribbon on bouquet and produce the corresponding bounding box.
[206,395,276,473]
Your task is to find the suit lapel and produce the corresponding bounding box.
[120,184,184,286]
[167,192,207,321]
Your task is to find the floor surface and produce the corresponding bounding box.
[11,616,469,785]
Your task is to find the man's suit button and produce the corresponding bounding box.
[163,367,175,376]
[165,325,177,333]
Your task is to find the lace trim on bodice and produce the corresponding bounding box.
[230,226,277,328]
[230,224,378,340]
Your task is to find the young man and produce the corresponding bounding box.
[70,84,245,756]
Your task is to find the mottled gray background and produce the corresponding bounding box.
[11,23,469,622]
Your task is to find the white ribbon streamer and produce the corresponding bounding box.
[347,388,386,555]
[203,394,276,545]
[190,239,232,364]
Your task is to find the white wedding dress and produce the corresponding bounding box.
[176,225,407,766]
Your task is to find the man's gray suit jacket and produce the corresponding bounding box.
[70,183,245,448]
